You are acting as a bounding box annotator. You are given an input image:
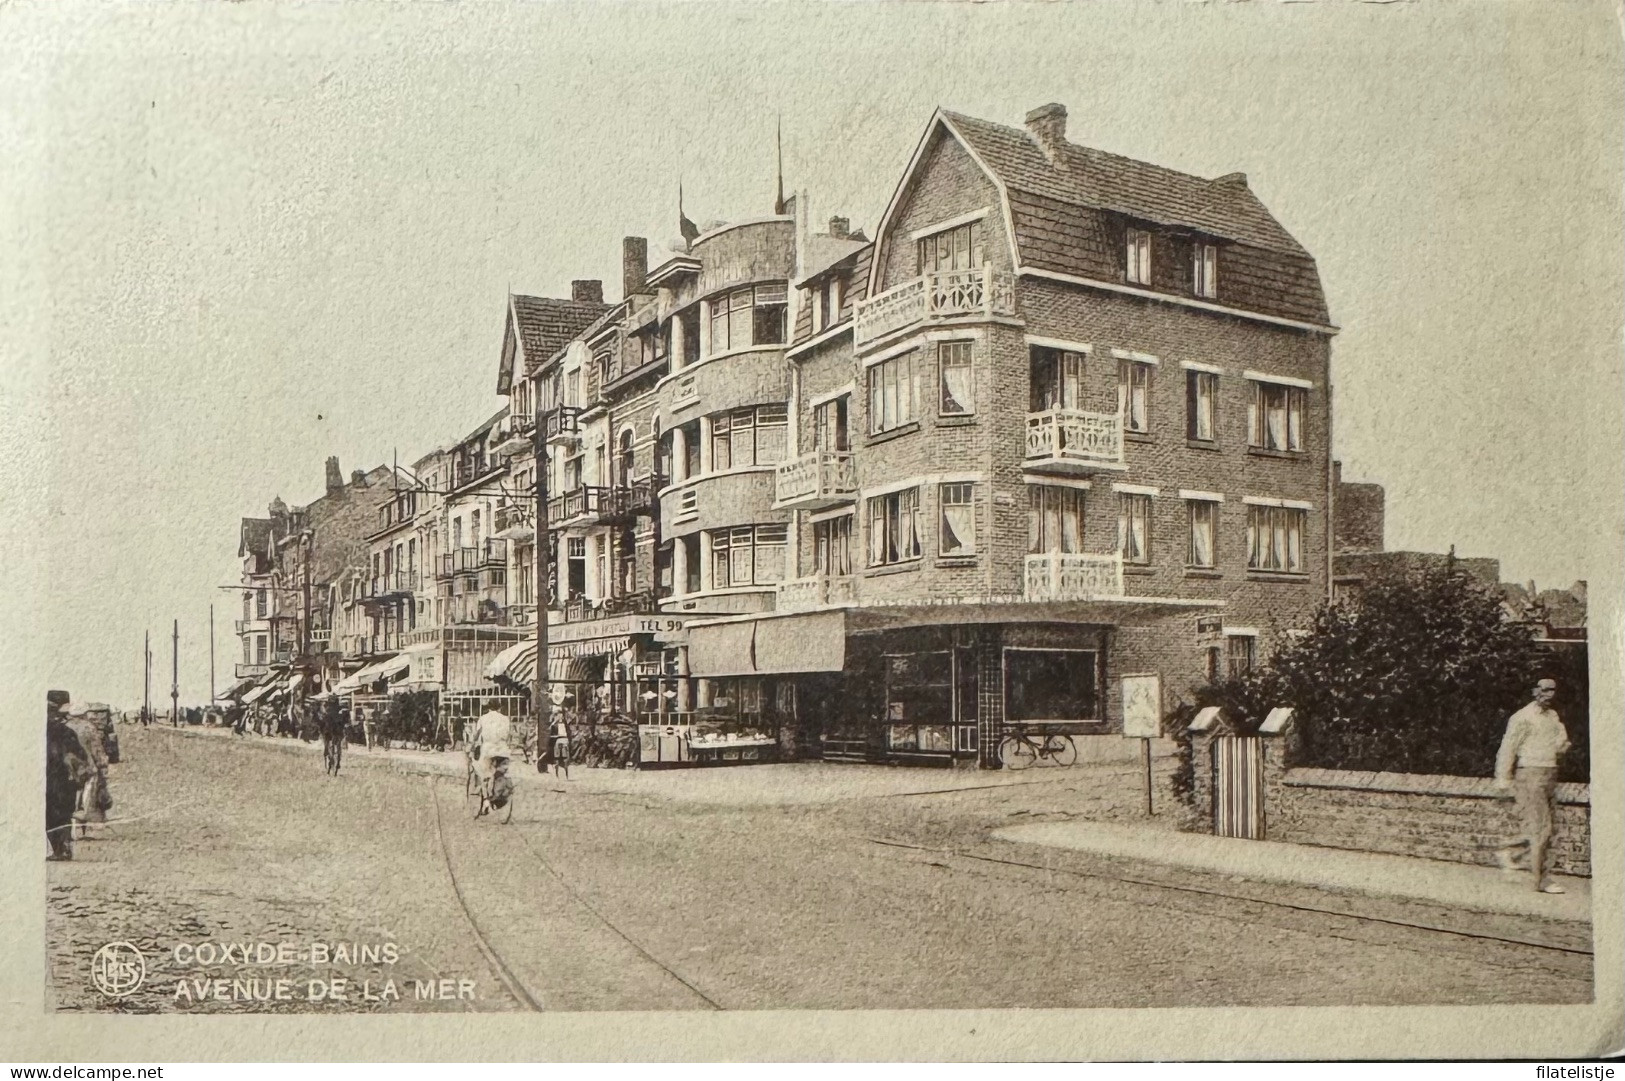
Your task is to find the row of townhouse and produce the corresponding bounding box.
[234,101,1338,769]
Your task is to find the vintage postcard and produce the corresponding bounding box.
[1,0,1620,1062]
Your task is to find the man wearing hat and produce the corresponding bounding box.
[1494,678,1571,894]
[45,691,91,860]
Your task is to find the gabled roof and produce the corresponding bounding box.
[796,235,869,286]
[940,109,1308,257]
[498,294,614,392]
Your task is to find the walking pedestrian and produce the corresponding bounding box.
[551,710,572,779]
[66,705,112,838]
[45,691,90,861]
[1494,678,1571,894]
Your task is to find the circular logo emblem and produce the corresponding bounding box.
[91,942,145,998]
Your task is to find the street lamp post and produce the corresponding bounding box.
[533,411,551,770]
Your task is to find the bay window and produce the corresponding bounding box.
[1248,381,1305,452]
[868,487,922,566]
[1246,504,1306,573]
[709,405,788,470]
[710,524,788,588]
[709,283,788,354]
[939,482,976,556]
[867,351,917,434]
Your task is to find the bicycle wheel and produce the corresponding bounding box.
[998,734,1036,770]
[1044,734,1078,767]
[465,761,480,800]
[500,789,514,824]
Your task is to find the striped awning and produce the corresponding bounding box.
[485,640,606,688]
[334,654,408,695]
[242,684,273,705]
[485,640,537,685]
[220,678,255,701]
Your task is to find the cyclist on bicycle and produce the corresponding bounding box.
[468,699,513,815]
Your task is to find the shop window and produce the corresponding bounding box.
[1246,504,1305,573]
[867,352,917,435]
[1118,360,1152,433]
[1029,346,1084,412]
[1118,492,1153,565]
[939,482,976,556]
[885,652,954,753]
[1028,485,1084,554]
[814,514,853,577]
[1248,381,1305,452]
[1005,648,1099,722]
[1187,500,1218,568]
[1186,370,1218,442]
[867,487,921,566]
[937,340,975,415]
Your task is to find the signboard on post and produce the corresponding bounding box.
[1195,615,1224,645]
[1120,673,1162,739]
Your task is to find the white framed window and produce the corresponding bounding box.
[1248,381,1306,452]
[813,275,845,331]
[1118,360,1152,433]
[1246,504,1305,573]
[1028,485,1084,554]
[1118,492,1153,565]
[939,482,976,556]
[709,405,787,470]
[1029,346,1084,411]
[937,340,975,416]
[710,524,787,587]
[867,351,918,435]
[1125,228,1152,285]
[917,221,985,274]
[1186,499,1218,568]
[1186,370,1218,442]
[709,283,788,354]
[1193,241,1218,299]
[868,487,922,566]
[814,395,850,452]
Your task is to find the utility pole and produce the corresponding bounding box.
[533,408,551,770]
[209,604,216,704]
[143,630,151,726]
[170,619,179,725]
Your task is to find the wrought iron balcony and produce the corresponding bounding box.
[776,574,858,612]
[365,571,419,599]
[774,449,857,510]
[437,539,508,579]
[1022,409,1125,475]
[1023,551,1125,602]
[853,266,1016,347]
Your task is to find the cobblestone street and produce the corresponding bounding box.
[46,725,1593,1012]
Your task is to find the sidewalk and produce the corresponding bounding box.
[993,819,1591,921]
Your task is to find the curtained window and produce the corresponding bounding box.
[868,488,921,566]
[1125,228,1153,285]
[939,483,976,556]
[1118,492,1153,565]
[814,515,853,577]
[1187,500,1217,568]
[937,341,975,415]
[1028,486,1084,554]
[1246,505,1306,573]
[1118,360,1152,433]
[1186,370,1218,442]
[1248,381,1305,452]
[867,352,917,434]
[1029,347,1084,411]
[1192,241,1218,298]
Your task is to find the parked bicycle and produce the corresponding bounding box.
[997,726,1078,769]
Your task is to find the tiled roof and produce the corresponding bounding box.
[792,243,872,345]
[942,110,1308,257]
[510,294,613,370]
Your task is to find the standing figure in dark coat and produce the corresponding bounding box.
[46,690,90,860]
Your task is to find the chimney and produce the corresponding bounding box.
[325,455,343,494]
[622,236,648,299]
[1024,103,1068,167]
[828,216,850,240]
[1214,172,1249,189]
[571,280,603,305]
[351,469,367,487]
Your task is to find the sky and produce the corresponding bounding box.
[2,1,1621,707]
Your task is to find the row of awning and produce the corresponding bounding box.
[484,638,620,686]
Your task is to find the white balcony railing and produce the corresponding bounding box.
[776,574,858,613]
[853,265,1017,346]
[774,449,857,509]
[1023,551,1125,602]
[1023,409,1125,472]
